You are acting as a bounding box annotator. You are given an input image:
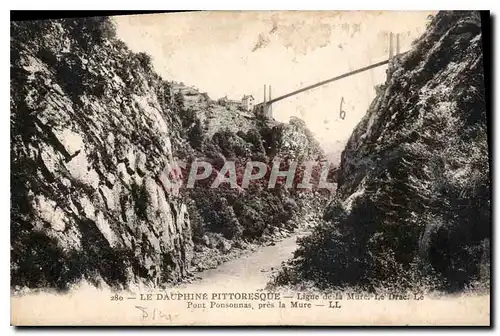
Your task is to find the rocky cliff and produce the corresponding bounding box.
[10,17,330,290]
[166,77,329,272]
[10,17,197,290]
[273,11,490,291]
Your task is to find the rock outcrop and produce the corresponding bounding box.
[10,18,195,290]
[273,11,490,291]
[10,17,331,290]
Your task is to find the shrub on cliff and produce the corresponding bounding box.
[136,52,154,73]
[271,11,489,292]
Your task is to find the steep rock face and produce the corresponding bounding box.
[11,17,332,289]
[11,18,193,289]
[274,11,489,290]
[272,117,324,161]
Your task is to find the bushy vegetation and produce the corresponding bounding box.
[174,124,310,247]
[271,11,490,293]
[170,88,331,259]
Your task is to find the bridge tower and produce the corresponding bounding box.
[268,85,272,118]
[396,33,400,54]
[253,84,273,119]
[389,32,401,60]
[389,32,394,59]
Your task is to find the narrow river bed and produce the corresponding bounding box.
[179,230,311,291]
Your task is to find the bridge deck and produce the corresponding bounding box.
[259,53,407,107]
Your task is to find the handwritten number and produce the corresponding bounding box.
[135,306,175,321]
[339,97,346,120]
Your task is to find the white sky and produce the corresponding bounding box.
[113,11,434,156]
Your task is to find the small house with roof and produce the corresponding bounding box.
[241,95,255,111]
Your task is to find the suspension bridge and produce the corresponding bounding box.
[254,32,405,118]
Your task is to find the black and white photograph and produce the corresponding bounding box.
[9,10,491,326]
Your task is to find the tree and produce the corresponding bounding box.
[174,91,185,110]
[188,119,204,150]
[136,52,154,73]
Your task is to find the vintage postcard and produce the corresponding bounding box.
[10,10,490,326]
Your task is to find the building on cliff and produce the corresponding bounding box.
[241,95,255,111]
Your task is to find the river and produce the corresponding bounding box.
[179,230,311,291]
